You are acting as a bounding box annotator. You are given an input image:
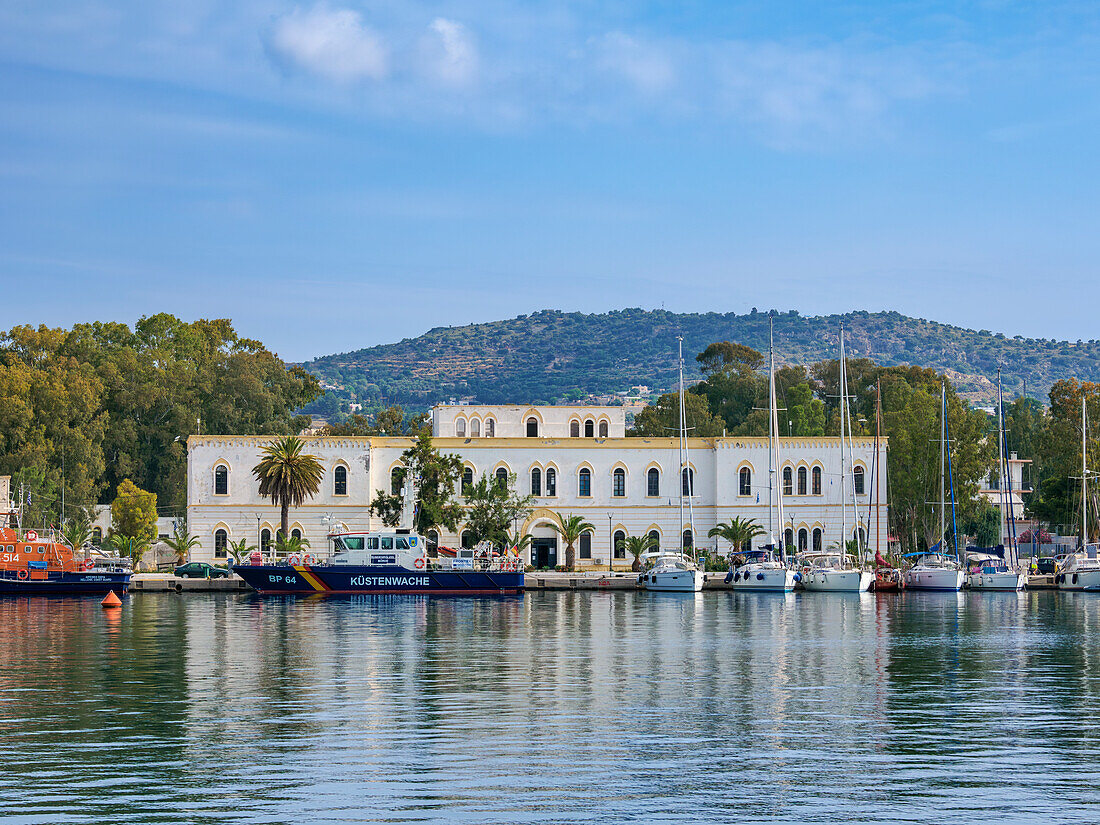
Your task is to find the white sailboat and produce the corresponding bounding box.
[1057,396,1100,591]
[727,317,798,593]
[967,370,1025,591]
[803,324,873,593]
[904,382,965,591]
[643,337,704,593]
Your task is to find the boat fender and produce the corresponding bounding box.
[17,569,28,580]
[174,582,183,594]
[756,572,765,581]
[1073,574,1079,585]
[414,557,425,570]
[724,571,733,584]
[733,572,741,582]
[793,572,802,583]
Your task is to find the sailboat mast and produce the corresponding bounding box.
[1083,395,1088,549]
[768,316,785,560]
[996,370,1007,555]
[839,326,848,567]
[874,379,882,561]
[940,381,947,554]
[677,336,688,560]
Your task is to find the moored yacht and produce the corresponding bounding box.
[640,552,704,592]
[904,551,965,591]
[965,551,1025,591]
[1057,396,1100,592]
[802,551,873,592]
[728,549,798,591]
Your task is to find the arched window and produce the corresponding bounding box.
[857,527,867,547]
[427,531,439,555]
[739,467,752,496]
[784,528,794,550]
[214,529,227,559]
[813,528,823,552]
[578,468,592,497]
[91,526,102,545]
[546,468,557,496]
[648,529,661,550]
[613,529,626,559]
[334,465,347,496]
[798,528,808,551]
[471,419,481,438]
[462,467,473,494]
[214,464,228,496]
[461,531,474,549]
[531,468,542,496]
[261,528,272,553]
[527,417,539,437]
[854,466,866,495]
[570,420,580,438]
[798,467,807,495]
[456,419,466,437]
[682,467,694,496]
[812,466,822,495]
[580,531,592,559]
[485,419,495,437]
[682,529,693,549]
[291,527,302,541]
[599,420,609,438]
[391,467,404,495]
[584,419,595,438]
[495,467,508,491]
[783,467,793,496]
[613,468,626,497]
[647,468,660,497]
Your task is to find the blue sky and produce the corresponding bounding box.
[2,1,1099,362]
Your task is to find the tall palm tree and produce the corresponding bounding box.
[708,516,765,555]
[621,533,658,572]
[550,512,594,571]
[252,436,324,541]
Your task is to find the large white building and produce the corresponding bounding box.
[186,405,887,567]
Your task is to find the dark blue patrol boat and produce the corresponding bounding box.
[233,529,524,595]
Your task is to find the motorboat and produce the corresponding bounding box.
[1056,549,1100,591]
[802,551,874,592]
[640,551,705,592]
[966,551,1025,591]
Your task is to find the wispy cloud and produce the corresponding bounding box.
[268,5,388,82]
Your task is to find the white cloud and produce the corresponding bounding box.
[592,31,675,95]
[268,5,388,83]
[423,17,478,87]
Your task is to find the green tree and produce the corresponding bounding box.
[252,436,324,541]
[550,513,595,571]
[961,497,1001,547]
[163,520,201,564]
[369,432,465,534]
[228,537,257,563]
[111,478,158,546]
[275,533,311,557]
[61,513,93,552]
[620,533,657,572]
[629,391,725,437]
[463,472,533,549]
[105,533,151,566]
[708,517,765,554]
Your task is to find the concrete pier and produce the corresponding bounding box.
[130,573,250,593]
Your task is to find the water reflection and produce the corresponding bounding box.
[2,591,1100,823]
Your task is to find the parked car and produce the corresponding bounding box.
[174,562,230,579]
[1035,557,1056,575]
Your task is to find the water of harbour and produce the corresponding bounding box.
[2,591,1100,825]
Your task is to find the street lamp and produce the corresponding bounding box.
[608,513,614,575]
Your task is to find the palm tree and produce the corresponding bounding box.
[252,436,324,542]
[228,538,257,564]
[61,518,93,554]
[275,533,311,557]
[708,517,765,556]
[621,533,658,572]
[164,521,200,564]
[504,529,533,556]
[549,512,594,571]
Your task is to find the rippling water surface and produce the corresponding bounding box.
[3,591,1100,824]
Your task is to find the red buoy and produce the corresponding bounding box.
[101,590,122,608]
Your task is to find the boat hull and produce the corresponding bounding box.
[234,564,524,595]
[642,570,704,592]
[728,567,797,592]
[1057,569,1100,591]
[904,568,964,591]
[967,571,1025,591]
[803,569,874,592]
[0,571,131,595]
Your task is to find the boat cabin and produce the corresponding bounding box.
[329,530,427,567]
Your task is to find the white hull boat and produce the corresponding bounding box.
[905,565,964,591]
[1057,553,1100,591]
[641,552,704,592]
[728,560,797,592]
[803,568,874,592]
[966,570,1026,591]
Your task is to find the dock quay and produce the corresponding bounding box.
[130,573,250,593]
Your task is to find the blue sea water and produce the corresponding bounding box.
[1,590,1098,824]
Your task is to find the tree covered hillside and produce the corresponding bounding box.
[302,308,1100,412]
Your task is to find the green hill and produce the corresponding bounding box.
[302,308,1100,412]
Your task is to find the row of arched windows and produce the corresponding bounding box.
[452,464,696,499]
[455,417,496,438]
[569,418,610,438]
[212,525,302,559]
[213,463,349,497]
